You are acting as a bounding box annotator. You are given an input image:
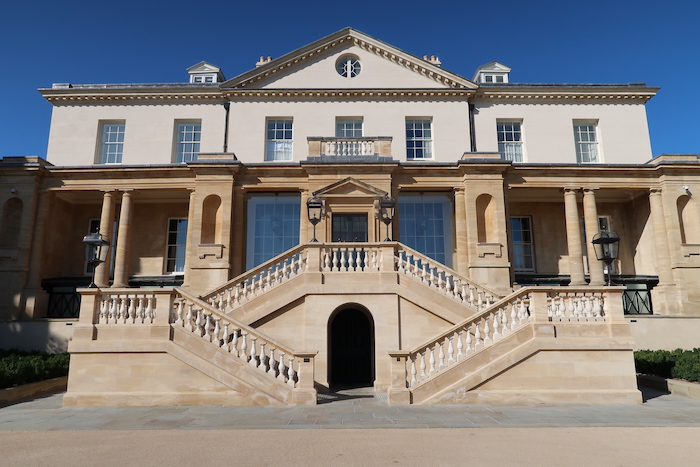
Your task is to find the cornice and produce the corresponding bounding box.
[40,87,225,104]
[223,88,474,100]
[473,86,658,103]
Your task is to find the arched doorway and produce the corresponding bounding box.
[329,307,374,388]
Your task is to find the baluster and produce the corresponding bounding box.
[456,330,464,359]
[99,298,108,323]
[469,287,476,307]
[511,302,518,330]
[593,295,603,320]
[419,351,428,380]
[585,295,594,319]
[396,252,404,273]
[147,297,155,322]
[428,347,437,376]
[332,249,339,271]
[249,337,257,366]
[428,266,435,287]
[268,348,277,377]
[221,323,229,350]
[203,312,212,341]
[226,288,233,310]
[466,325,473,353]
[218,292,225,311]
[568,295,576,321]
[278,353,287,382]
[119,298,127,323]
[258,342,266,370]
[447,336,456,365]
[477,291,483,311]
[136,298,145,323]
[500,307,509,335]
[438,341,447,371]
[421,263,428,283]
[231,328,240,356]
[602,294,609,319]
[522,298,530,322]
[186,303,194,332]
[340,249,347,271]
[108,298,117,323]
[437,272,444,292]
[410,357,418,387]
[240,333,248,361]
[323,250,331,270]
[483,317,492,345]
[214,319,221,346]
[474,321,483,349]
[287,357,296,387]
[555,296,563,320]
[174,300,183,326]
[576,295,586,320]
[127,298,136,323]
[492,311,501,341]
[277,262,284,284]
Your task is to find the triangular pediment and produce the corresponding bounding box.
[314,177,387,198]
[221,28,477,91]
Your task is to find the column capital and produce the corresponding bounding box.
[582,187,600,194]
[649,187,663,196]
[562,187,581,194]
[453,186,466,194]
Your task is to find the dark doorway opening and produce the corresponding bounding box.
[329,307,374,389]
[332,214,368,242]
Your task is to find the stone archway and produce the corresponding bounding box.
[328,306,375,388]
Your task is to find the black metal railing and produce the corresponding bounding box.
[622,289,653,315]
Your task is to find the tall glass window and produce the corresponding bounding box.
[99,122,125,164]
[246,194,300,270]
[398,193,452,267]
[406,119,433,160]
[175,122,201,163]
[510,216,535,272]
[266,119,293,161]
[166,219,188,273]
[497,121,523,162]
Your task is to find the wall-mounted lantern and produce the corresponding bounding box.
[379,195,396,242]
[306,196,323,242]
[82,230,110,288]
[592,230,620,286]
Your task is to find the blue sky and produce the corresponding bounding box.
[1,0,698,158]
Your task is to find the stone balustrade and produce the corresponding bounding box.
[389,286,621,394]
[396,244,503,311]
[307,137,392,158]
[96,292,158,324]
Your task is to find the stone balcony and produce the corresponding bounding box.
[307,136,393,160]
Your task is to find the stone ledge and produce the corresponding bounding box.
[0,376,68,406]
[637,374,700,401]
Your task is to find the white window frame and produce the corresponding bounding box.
[336,118,363,138]
[98,121,125,164]
[336,55,361,78]
[265,119,293,161]
[497,121,524,162]
[406,119,433,160]
[165,218,188,274]
[174,121,201,163]
[573,121,601,163]
[510,216,535,272]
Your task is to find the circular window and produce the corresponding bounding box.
[336,56,361,78]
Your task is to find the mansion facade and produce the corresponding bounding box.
[1,28,699,405]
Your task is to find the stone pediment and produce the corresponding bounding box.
[314,178,387,199]
[221,28,477,91]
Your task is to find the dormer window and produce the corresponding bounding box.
[473,61,511,84]
[336,55,361,78]
[186,61,225,84]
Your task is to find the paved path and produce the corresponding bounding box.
[1,387,699,466]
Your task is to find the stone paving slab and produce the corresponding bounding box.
[1,386,700,430]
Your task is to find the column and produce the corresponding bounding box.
[22,191,53,318]
[300,189,310,244]
[181,189,196,288]
[649,188,674,285]
[582,188,606,286]
[563,188,586,286]
[112,190,134,288]
[94,191,115,288]
[454,187,468,275]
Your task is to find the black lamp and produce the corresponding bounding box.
[306,196,323,242]
[379,195,396,241]
[82,230,111,288]
[592,230,620,286]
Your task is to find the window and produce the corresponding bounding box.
[166,219,188,273]
[573,121,600,163]
[175,122,201,163]
[336,118,363,138]
[497,121,523,162]
[406,119,433,160]
[398,193,453,267]
[98,122,125,164]
[246,194,300,270]
[336,55,361,78]
[510,217,535,272]
[266,119,293,161]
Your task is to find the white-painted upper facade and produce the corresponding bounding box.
[40,28,658,167]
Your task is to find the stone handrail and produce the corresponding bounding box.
[396,244,503,311]
[200,244,308,313]
[389,286,619,390]
[173,289,315,389]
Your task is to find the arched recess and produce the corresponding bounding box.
[476,193,494,243]
[677,195,700,244]
[201,195,222,244]
[0,198,23,248]
[328,304,375,388]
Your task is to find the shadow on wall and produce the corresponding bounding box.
[0,320,73,353]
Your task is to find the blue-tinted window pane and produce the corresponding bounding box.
[398,194,452,267]
[246,195,301,270]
